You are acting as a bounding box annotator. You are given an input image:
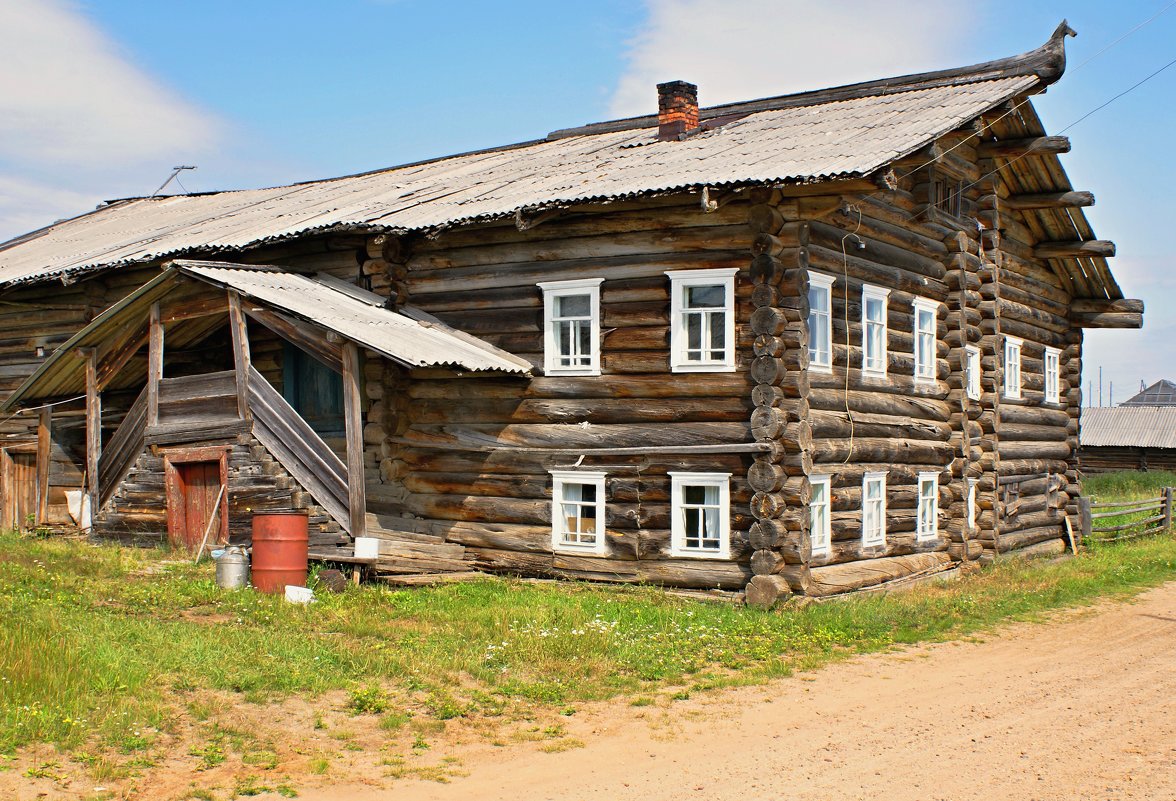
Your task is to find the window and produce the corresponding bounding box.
[966,478,979,531]
[917,472,939,541]
[549,471,607,554]
[810,475,831,557]
[808,272,836,372]
[861,285,890,377]
[930,173,964,217]
[912,298,937,382]
[538,279,603,376]
[669,472,731,558]
[1044,346,1061,405]
[861,471,887,547]
[666,268,737,372]
[965,345,981,400]
[1003,336,1023,399]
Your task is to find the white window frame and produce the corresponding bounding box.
[809,474,832,557]
[912,298,938,382]
[965,344,981,400]
[666,268,738,373]
[966,478,979,532]
[1044,346,1061,405]
[669,472,731,558]
[537,278,603,376]
[861,284,891,378]
[808,272,836,373]
[549,471,608,554]
[861,471,887,547]
[917,471,939,542]
[1003,336,1023,399]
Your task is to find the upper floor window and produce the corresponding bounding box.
[538,278,603,376]
[917,472,939,541]
[862,471,887,547]
[808,272,836,372]
[861,285,890,377]
[912,298,938,382]
[965,345,981,400]
[1003,336,1023,399]
[550,471,607,554]
[1044,346,1061,405]
[810,474,831,557]
[669,472,731,558]
[930,173,965,218]
[666,268,737,372]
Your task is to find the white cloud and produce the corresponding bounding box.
[0,0,221,240]
[611,0,969,117]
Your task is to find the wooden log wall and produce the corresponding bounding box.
[95,432,346,548]
[1080,446,1176,474]
[361,196,759,589]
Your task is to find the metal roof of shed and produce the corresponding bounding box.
[1080,407,1176,449]
[1120,380,1176,407]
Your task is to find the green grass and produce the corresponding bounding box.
[1081,471,1176,541]
[1,512,1175,760]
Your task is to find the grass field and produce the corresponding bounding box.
[2,471,1175,795]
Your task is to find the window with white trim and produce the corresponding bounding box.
[861,285,890,377]
[1044,346,1061,405]
[549,471,607,554]
[965,345,981,400]
[1003,336,1023,399]
[912,298,937,382]
[809,475,831,557]
[538,279,603,376]
[917,472,939,541]
[861,471,887,547]
[669,472,731,558]
[808,273,835,372]
[666,268,737,372]
[966,478,979,531]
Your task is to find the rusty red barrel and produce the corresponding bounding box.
[251,511,309,593]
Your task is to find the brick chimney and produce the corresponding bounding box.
[657,80,698,141]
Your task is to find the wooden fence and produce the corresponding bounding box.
[1078,487,1174,543]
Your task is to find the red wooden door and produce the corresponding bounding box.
[6,453,37,530]
[174,461,221,552]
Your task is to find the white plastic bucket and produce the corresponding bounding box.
[353,536,380,559]
[284,585,315,604]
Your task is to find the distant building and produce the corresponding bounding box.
[1080,407,1176,473]
[1120,380,1176,407]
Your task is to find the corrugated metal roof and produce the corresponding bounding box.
[1120,379,1176,407]
[0,75,1036,286]
[175,261,531,374]
[1080,407,1176,449]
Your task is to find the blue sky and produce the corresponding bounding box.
[1,0,1174,404]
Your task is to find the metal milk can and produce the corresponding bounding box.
[215,546,250,590]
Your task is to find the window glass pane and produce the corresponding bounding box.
[555,294,590,318]
[578,322,592,360]
[708,312,725,351]
[686,313,702,351]
[686,284,724,308]
[866,296,884,322]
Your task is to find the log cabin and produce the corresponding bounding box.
[0,22,1144,601]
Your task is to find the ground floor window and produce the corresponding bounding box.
[917,472,939,541]
[862,472,887,547]
[810,475,831,557]
[549,471,607,554]
[669,472,730,558]
[967,478,979,531]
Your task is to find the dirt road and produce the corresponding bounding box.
[309,582,1176,801]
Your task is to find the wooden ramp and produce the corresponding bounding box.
[310,512,477,580]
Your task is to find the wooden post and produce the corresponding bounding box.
[36,408,50,525]
[227,292,252,421]
[341,342,366,539]
[1078,496,1092,544]
[1163,487,1173,533]
[84,349,101,515]
[147,303,163,426]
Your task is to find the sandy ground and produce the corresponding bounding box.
[299,582,1176,801]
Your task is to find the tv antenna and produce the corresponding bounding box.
[150,165,197,198]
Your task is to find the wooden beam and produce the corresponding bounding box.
[1034,240,1116,259]
[227,292,251,421]
[980,190,1094,211]
[1071,298,1144,315]
[159,294,229,324]
[84,348,101,516]
[96,325,148,391]
[341,342,366,539]
[36,408,50,525]
[146,303,163,426]
[1071,311,1143,329]
[243,305,342,372]
[977,136,1070,158]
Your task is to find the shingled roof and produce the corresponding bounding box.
[1,23,1101,294]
